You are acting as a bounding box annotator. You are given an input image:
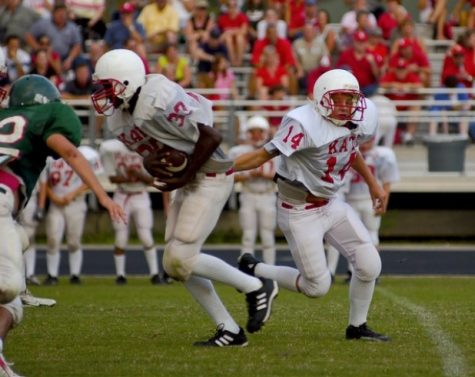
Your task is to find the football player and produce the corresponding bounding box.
[234,69,390,341]
[0,73,124,376]
[228,116,277,265]
[91,49,278,346]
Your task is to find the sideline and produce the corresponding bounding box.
[379,288,468,377]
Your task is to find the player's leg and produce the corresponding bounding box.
[163,175,277,335]
[64,199,87,284]
[325,200,388,341]
[112,192,131,285]
[325,242,340,281]
[0,297,23,376]
[19,200,40,285]
[132,193,160,283]
[256,193,277,265]
[45,204,65,284]
[238,192,258,256]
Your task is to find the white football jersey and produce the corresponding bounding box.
[99,139,150,193]
[346,146,400,200]
[105,74,232,173]
[265,99,377,198]
[229,144,277,193]
[45,146,103,197]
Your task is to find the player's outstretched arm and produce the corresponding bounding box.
[233,148,277,172]
[46,134,126,223]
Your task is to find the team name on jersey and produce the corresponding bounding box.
[327,135,358,155]
[117,126,163,157]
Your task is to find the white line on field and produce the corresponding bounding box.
[378,288,468,377]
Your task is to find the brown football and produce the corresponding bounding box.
[143,147,189,178]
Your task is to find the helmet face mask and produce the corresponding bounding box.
[313,69,366,126]
[91,79,127,115]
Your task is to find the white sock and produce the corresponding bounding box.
[255,263,300,292]
[46,252,60,277]
[143,247,158,276]
[184,276,240,333]
[192,253,261,294]
[23,247,36,277]
[69,249,83,276]
[114,254,126,277]
[262,249,276,265]
[348,276,375,326]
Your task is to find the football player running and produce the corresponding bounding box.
[91,49,278,347]
[0,72,125,376]
[234,69,390,341]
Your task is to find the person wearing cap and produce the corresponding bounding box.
[336,30,382,97]
[441,43,472,88]
[380,58,423,145]
[184,0,215,58]
[104,2,146,50]
[228,116,277,266]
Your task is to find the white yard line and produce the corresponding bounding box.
[379,288,468,377]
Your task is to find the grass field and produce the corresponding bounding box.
[8,276,475,377]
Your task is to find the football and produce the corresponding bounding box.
[143,146,189,179]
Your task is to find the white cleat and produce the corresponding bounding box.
[20,290,56,307]
[0,353,23,377]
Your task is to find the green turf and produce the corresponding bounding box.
[8,277,475,377]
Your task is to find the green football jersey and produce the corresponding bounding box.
[0,101,82,198]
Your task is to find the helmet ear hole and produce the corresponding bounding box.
[124,80,129,86]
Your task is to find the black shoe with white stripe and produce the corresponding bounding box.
[238,253,260,276]
[346,323,390,342]
[246,278,278,333]
[193,325,248,347]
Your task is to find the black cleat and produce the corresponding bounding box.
[161,271,174,284]
[238,253,261,276]
[70,275,82,285]
[115,275,128,285]
[150,274,162,285]
[43,274,59,286]
[246,278,278,333]
[194,325,248,347]
[346,323,390,342]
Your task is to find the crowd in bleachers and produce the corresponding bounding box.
[1,0,475,144]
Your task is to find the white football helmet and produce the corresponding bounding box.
[91,49,146,115]
[244,115,270,146]
[312,69,366,126]
[0,48,7,103]
[245,115,269,132]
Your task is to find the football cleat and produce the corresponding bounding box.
[193,325,248,347]
[345,323,390,342]
[0,353,23,377]
[238,253,261,276]
[115,275,127,285]
[69,275,82,285]
[161,271,174,284]
[150,274,162,285]
[246,278,278,333]
[20,289,56,307]
[43,274,58,286]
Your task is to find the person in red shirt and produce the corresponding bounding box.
[286,0,318,40]
[461,29,475,83]
[441,43,473,87]
[336,30,381,97]
[377,0,407,40]
[380,58,423,144]
[367,27,389,71]
[217,0,249,66]
[254,45,289,99]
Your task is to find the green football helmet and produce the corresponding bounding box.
[8,74,61,107]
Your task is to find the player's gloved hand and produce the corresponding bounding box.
[33,208,45,221]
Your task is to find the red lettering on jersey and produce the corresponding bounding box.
[328,140,338,154]
[339,138,348,153]
[321,156,337,183]
[167,101,191,127]
[130,128,146,143]
[282,125,304,150]
[338,151,357,180]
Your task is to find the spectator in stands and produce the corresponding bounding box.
[286,0,318,41]
[183,0,214,57]
[418,0,449,40]
[26,3,83,72]
[244,0,267,42]
[428,75,470,136]
[336,30,381,97]
[22,0,54,19]
[137,0,179,53]
[254,45,289,100]
[389,37,431,87]
[377,0,407,41]
[293,22,328,94]
[339,8,375,50]
[0,0,40,44]
[124,36,151,73]
[306,54,332,96]
[210,54,239,102]
[316,8,338,57]
[61,56,96,99]
[65,0,107,42]
[339,0,377,44]
[367,27,389,72]
[217,0,249,66]
[104,1,146,50]
[264,84,289,135]
[380,58,423,145]
[2,34,31,82]
[441,43,473,88]
[35,34,62,78]
[452,0,475,29]
[156,43,192,88]
[461,29,475,84]
[194,27,228,88]
[29,48,63,89]
[389,18,427,55]
[256,7,287,40]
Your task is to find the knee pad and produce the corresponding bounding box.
[298,273,331,298]
[1,296,23,326]
[162,240,199,281]
[352,244,381,282]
